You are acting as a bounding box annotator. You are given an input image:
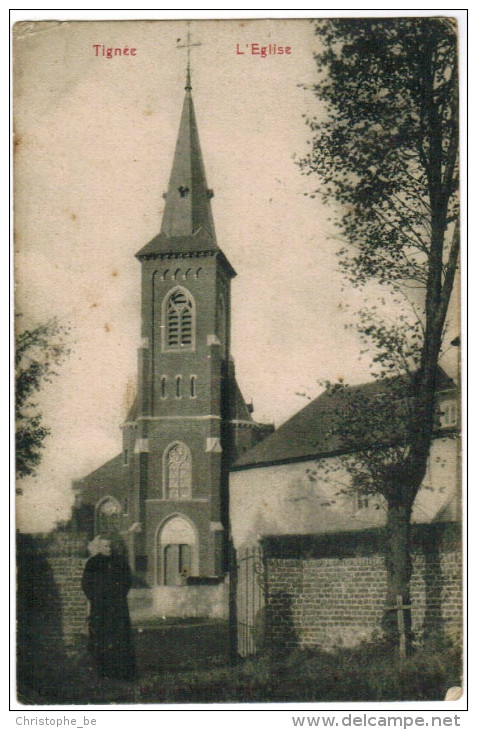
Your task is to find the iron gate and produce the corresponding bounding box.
[233,545,266,657]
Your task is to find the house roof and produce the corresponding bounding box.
[232,369,456,471]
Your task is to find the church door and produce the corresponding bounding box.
[157,516,197,585]
[164,544,192,586]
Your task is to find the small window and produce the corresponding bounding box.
[440,400,457,428]
[357,495,370,510]
[190,375,196,398]
[218,294,227,358]
[161,376,167,399]
[123,449,128,465]
[176,375,182,398]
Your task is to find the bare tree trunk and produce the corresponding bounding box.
[383,501,413,653]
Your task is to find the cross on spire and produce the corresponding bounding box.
[177,30,202,91]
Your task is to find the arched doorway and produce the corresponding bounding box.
[156,515,198,586]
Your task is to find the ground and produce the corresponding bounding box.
[17,616,461,705]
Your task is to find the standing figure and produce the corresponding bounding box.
[81,535,136,681]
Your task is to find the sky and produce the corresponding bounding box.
[13,18,460,533]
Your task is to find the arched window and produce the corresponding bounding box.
[190,375,196,398]
[95,496,122,535]
[164,442,192,500]
[163,287,195,351]
[161,376,167,399]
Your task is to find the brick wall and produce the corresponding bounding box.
[43,532,90,643]
[17,531,89,651]
[262,523,462,652]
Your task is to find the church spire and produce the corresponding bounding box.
[159,81,216,242]
[136,36,235,268]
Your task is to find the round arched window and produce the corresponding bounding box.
[95,496,121,535]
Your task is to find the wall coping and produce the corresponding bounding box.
[17,530,90,558]
[260,522,461,560]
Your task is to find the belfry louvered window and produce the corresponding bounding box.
[164,288,195,350]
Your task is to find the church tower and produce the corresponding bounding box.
[73,60,272,612]
[130,66,236,586]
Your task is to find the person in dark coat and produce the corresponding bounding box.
[81,534,136,681]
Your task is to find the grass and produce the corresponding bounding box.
[17,624,462,705]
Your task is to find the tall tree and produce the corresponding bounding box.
[301,18,459,649]
[15,317,70,492]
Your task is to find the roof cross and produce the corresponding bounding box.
[177,30,202,90]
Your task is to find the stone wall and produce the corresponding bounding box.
[151,577,229,619]
[261,523,462,652]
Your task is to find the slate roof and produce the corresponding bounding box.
[136,85,218,259]
[124,395,138,424]
[229,374,255,423]
[232,369,456,470]
[135,85,235,277]
[73,453,125,501]
[136,229,216,259]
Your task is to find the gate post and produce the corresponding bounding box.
[229,540,238,665]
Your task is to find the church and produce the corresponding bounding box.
[72,58,460,632]
[73,65,273,613]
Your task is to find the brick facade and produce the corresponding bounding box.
[262,523,462,652]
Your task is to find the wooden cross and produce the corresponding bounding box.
[391,594,412,658]
[177,30,202,89]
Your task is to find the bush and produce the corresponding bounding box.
[260,638,462,702]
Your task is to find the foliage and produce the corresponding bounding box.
[302,17,458,310]
[15,317,71,489]
[300,17,460,649]
[315,378,417,502]
[301,16,459,379]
